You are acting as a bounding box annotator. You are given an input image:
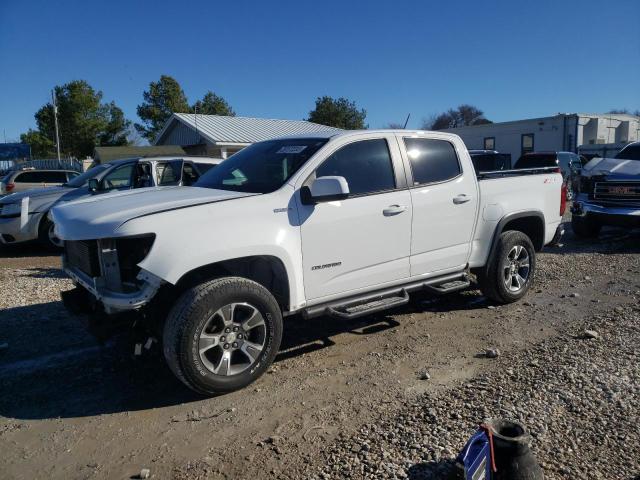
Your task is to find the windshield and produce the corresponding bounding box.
[195,138,329,193]
[65,164,110,187]
[615,144,640,160]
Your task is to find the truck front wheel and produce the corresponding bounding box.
[478,231,536,304]
[163,277,283,396]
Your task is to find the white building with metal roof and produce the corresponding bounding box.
[443,113,640,161]
[154,113,342,158]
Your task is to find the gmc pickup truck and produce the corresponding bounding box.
[51,130,565,395]
[571,141,640,237]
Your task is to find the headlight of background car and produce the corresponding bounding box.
[0,202,21,217]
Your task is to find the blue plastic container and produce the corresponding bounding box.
[456,429,492,480]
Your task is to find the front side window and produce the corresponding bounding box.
[66,164,110,187]
[315,139,396,196]
[404,138,461,185]
[196,138,328,193]
[45,171,68,183]
[102,164,134,190]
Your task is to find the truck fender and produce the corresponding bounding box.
[486,211,545,265]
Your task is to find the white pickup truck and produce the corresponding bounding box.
[52,130,565,395]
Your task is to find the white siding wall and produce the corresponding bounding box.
[443,116,571,162]
[445,114,638,162]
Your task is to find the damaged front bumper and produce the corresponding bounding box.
[64,264,164,314]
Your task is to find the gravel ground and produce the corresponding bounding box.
[1,224,639,480]
[310,303,639,480]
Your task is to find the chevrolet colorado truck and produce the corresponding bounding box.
[51,130,565,395]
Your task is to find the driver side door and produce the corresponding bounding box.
[296,135,412,301]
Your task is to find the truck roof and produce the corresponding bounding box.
[275,129,461,141]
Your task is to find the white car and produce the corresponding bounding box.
[52,130,565,395]
[0,156,222,249]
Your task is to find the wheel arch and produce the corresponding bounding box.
[488,211,545,263]
[173,255,291,311]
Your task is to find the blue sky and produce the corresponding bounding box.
[1,0,639,142]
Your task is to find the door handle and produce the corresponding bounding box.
[453,194,471,205]
[383,204,408,216]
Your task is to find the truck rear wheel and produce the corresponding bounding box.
[163,277,283,396]
[571,215,601,238]
[478,231,536,304]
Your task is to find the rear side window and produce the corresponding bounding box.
[14,171,67,183]
[316,139,396,196]
[156,160,183,186]
[182,162,200,186]
[404,138,461,185]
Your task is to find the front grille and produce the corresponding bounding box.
[65,240,101,277]
[593,181,640,204]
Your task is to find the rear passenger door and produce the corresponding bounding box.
[298,135,412,300]
[399,135,478,277]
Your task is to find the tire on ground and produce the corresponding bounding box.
[163,276,283,396]
[478,230,536,304]
[571,214,601,238]
[38,216,63,250]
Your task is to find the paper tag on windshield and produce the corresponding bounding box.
[276,146,307,154]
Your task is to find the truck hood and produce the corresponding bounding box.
[51,186,256,240]
[581,157,640,179]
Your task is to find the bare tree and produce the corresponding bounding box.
[422,105,492,130]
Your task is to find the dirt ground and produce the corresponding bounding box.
[0,223,639,479]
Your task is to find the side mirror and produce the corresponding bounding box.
[301,176,350,204]
[88,178,100,192]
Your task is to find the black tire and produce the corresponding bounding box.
[163,276,283,396]
[571,215,601,238]
[38,216,63,250]
[478,231,536,304]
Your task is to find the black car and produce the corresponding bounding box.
[468,150,511,172]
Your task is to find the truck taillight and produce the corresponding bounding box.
[6,183,15,192]
[560,182,567,216]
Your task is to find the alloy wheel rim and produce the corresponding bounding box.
[198,302,267,376]
[48,223,63,248]
[502,245,530,292]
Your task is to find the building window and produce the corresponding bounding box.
[484,137,495,150]
[521,134,534,154]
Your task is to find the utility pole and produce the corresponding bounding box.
[52,89,61,160]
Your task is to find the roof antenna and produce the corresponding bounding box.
[403,113,410,129]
